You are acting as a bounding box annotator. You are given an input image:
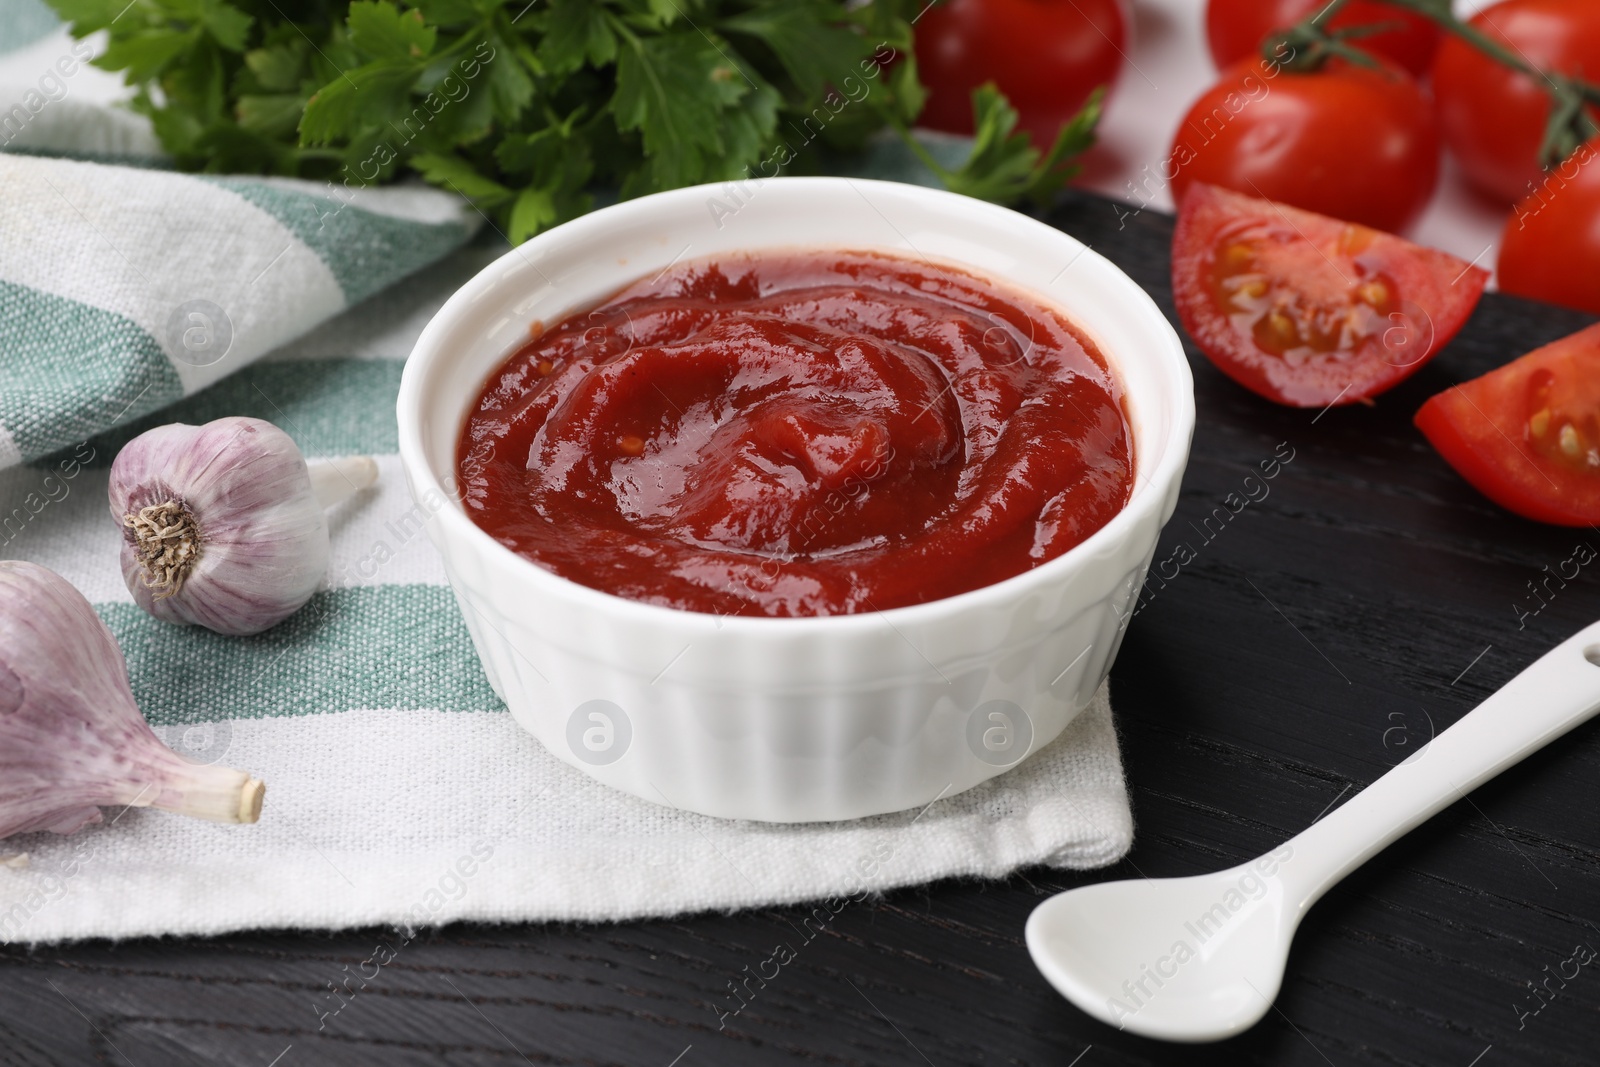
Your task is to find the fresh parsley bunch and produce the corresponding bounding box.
[48,0,1100,241]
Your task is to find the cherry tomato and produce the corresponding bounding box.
[1498,138,1600,315]
[1206,0,1442,76]
[1172,183,1489,407]
[914,0,1126,146]
[1416,322,1600,525]
[1168,57,1440,235]
[1432,0,1600,205]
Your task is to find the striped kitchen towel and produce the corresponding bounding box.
[0,12,481,469]
[0,151,480,468]
[0,13,1134,943]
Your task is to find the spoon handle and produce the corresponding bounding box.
[1279,619,1600,911]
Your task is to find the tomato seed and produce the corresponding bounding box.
[1357,281,1389,306]
[1560,423,1582,458]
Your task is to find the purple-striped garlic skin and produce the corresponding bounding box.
[109,417,330,636]
[0,561,263,841]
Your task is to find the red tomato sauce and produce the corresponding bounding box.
[457,250,1134,617]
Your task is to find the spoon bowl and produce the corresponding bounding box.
[1029,620,1600,1042]
[1027,864,1295,1041]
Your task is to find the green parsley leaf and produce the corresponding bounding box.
[411,150,513,206]
[299,60,417,144]
[613,29,757,187]
[507,184,556,243]
[347,1,437,61]
[935,83,1100,206]
[721,2,872,102]
[482,34,535,120]
[195,0,251,52]
[96,29,196,82]
[48,0,138,35]
[243,41,308,92]
[410,0,478,28]
[536,0,616,76]
[235,92,306,136]
[49,0,1100,244]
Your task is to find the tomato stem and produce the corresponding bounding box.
[1270,0,1600,172]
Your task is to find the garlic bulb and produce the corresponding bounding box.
[109,417,377,635]
[0,561,264,840]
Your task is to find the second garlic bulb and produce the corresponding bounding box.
[109,417,376,636]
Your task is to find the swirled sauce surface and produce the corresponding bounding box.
[458,251,1133,616]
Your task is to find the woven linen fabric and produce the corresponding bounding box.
[0,17,1136,945]
[0,21,480,469]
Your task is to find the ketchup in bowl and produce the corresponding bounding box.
[457,250,1133,617]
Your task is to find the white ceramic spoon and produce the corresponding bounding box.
[1026,619,1600,1043]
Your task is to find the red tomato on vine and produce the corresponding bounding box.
[1432,0,1600,204]
[1498,138,1600,316]
[1168,56,1440,235]
[1206,0,1442,75]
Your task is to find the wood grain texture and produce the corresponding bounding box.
[3,191,1599,1066]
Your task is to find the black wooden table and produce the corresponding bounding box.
[3,192,1598,1067]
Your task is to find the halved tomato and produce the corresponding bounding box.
[1415,322,1600,526]
[1171,184,1489,408]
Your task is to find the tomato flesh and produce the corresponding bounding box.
[1416,322,1600,525]
[1173,184,1489,407]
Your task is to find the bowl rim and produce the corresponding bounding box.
[397,176,1194,636]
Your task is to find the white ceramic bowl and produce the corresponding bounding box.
[397,177,1192,822]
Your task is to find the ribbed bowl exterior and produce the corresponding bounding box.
[399,178,1193,822]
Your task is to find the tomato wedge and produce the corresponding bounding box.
[1171,184,1489,407]
[1415,322,1600,526]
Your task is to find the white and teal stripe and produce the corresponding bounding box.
[0,153,478,467]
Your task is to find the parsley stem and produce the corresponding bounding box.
[885,118,956,183]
